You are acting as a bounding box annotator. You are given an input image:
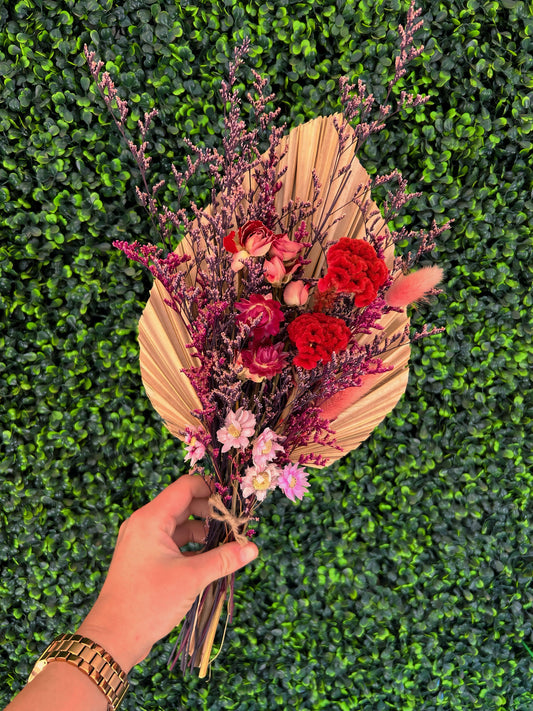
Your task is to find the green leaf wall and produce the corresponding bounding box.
[1,1,532,709]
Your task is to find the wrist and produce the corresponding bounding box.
[25,633,129,711]
[78,598,151,674]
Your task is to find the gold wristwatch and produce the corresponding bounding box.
[28,633,129,710]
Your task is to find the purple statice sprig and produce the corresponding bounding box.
[413,323,446,340]
[111,240,194,314]
[392,219,453,273]
[337,1,428,154]
[394,1,427,84]
[310,1,433,260]
[83,45,173,249]
[84,40,290,260]
[282,404,342,469]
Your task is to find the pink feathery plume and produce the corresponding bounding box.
[319,372,383,423]
[385,265,444,307]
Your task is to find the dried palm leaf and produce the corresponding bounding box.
[138,115,410,468]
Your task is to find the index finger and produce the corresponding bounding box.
[147,474,213,526]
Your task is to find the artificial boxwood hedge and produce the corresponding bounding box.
[1,0,532,709]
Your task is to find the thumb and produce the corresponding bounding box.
[194,541,258,588]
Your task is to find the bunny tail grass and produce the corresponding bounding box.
[385,266,444,308]
[319,373,383,422]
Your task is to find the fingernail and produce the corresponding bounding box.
[240,543,258,565]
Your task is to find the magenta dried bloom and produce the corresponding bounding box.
[278,463,310,502]
[235,293,284,341]
[240,341,289,382]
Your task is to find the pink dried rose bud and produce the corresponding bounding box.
[269,234,304,262]
[283,280,310,306]
[264,256,298,286]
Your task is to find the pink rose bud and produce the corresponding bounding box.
[283,280,310,306]
[264,257,299,286]
[239,220,276,257]
[269,234,304,262]
[264,256,287,286]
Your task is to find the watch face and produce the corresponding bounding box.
[28,659,47,682]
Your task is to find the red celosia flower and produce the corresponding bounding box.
[287,312,351,369]
[235,294,284,341]
[318,237,388,306]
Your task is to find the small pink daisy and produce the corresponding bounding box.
[241,463,280,502]
[183,430,206,466]
[252,428,284,469]
[217,407,256,453]
[278,463,310,502]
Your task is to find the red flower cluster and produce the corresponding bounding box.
[318,238,388,307]
[287,312,351,370]
[234,294,288,380]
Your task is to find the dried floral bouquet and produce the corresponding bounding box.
[85,1,449,677]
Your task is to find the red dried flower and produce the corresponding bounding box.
[235,293,285,341]
[223,220,276,256]
[318,237,388,306]
[240,342,289,382]
[287,312,351,370]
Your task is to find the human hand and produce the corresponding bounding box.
[77,475,258,673]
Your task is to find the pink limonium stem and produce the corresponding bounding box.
[385,266,444,308]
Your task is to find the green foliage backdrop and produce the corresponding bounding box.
[1,0,532,709]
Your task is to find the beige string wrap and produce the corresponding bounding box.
[208,493,250,546]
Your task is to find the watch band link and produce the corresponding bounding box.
[28,633,129,710]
